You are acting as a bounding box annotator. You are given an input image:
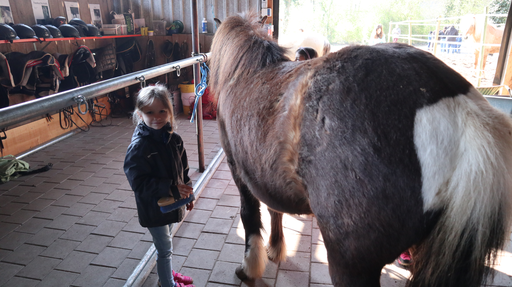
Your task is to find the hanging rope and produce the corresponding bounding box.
[190,62,209,123]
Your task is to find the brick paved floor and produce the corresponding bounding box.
[0,115,221,287]
[1,114,511,287]
[141,156,512,287]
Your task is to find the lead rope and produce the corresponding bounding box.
[190,62,209,123]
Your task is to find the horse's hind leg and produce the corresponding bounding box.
[322,233,384,287]
[267,208,287,263]
[232,172,268,280]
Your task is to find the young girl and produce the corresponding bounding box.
[369,24,385,45]
[124,84,195,287]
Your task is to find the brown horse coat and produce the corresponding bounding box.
[210,12,512,287]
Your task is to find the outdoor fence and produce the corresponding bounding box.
[389,10,507,87]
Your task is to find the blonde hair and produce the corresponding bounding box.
[133,84,176,130]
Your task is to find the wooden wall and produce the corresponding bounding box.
[9,0,112,27]
[1,0,214,156]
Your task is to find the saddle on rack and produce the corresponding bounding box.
[60,45,96,91]
[5,51,58,87]
[2,51,64,106]
[115,38,142,75]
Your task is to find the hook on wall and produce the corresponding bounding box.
[173,65,181,77]
[136,75,146,88]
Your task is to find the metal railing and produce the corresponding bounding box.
[389,12,508,84]
[0,53,210,131]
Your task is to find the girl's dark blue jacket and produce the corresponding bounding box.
[124,122,191,227]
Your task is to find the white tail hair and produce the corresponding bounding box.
[411,87,512,287]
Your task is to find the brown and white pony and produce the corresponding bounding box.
[460,14,504,73]
[209,12,512,287]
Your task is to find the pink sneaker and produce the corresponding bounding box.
[173,270,194,285]
[397,250,412,267]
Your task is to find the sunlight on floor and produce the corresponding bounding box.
[492,249,512,276]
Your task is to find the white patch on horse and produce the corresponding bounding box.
[414,89,512,222]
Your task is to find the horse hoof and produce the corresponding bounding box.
[267,253,279,263]
[235,265,250,281]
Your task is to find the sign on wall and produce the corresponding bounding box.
[89,4,102,28]
[64,1,79,21]
[32,0,51,24]
[0,0,13,24]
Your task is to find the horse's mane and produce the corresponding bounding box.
[209,11,287,95]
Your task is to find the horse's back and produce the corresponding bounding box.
[297,43,461,267]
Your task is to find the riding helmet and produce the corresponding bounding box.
[0,24,19,42]
[45,25,63,38]
[12,24,37,39]
[85,24,101,37]
[69,18,89,36]
[69,18,88,28]
[52,16,67,28]
[58,24,80,38]
[31,24,52,39]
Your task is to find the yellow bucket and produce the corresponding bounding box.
[179,84,195,115]
[179,83,195,93]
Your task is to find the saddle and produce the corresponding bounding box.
[5,51,58,87]
[0,52,14,88]
[2,51,63,106]
[115,38,142,75]
[53,53,70,78]
[60,45,97,91]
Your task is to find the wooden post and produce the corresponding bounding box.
[408,20,412,45]
[498,5,512,95]
[477,7,489,87]
[433,18,441,56]
[388,22,392,43]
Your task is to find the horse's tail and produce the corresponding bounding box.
[409,88,512,287]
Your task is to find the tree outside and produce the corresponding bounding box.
[279,0,509,45]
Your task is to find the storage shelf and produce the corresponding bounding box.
[0,34,142,44]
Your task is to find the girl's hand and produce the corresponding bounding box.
[176,184,193,199]
[186,201,194,211]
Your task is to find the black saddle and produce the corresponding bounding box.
[60,45,96,91]
[115,38,142,75]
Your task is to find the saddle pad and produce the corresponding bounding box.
[92,44,116,73]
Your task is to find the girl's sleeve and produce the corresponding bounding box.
[124,141,171,200]
[179,137,192,187]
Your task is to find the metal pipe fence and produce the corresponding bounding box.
[0,53,210,131]
[389,12,507,86]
